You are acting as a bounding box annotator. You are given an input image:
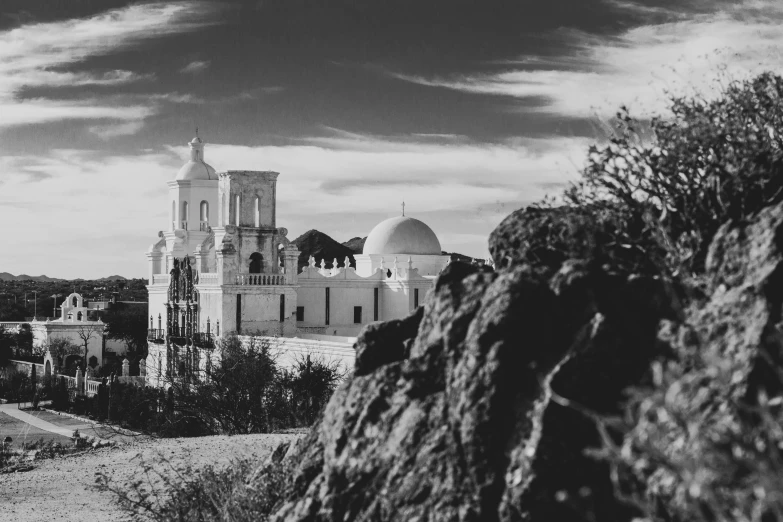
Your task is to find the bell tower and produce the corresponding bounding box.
[211,171,299,335]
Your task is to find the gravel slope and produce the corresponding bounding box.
[0,433,300,522]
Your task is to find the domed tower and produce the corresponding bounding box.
[170,135,219,233]
[146,135,220,276]
[146,135,221,344]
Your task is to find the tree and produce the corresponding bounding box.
[0,301,29,321]
[75,324,102,370]
[13,324,33,359]
[39,337,80,367]
[103,303,148,360]
[173,335,281,435]
[153,335,345,436]
[0,327,14,366]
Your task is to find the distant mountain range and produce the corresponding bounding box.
[0,273,64,282]
[0,273,128,282]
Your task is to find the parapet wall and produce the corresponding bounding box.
[238,334,356,373]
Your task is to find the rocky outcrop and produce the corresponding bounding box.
[270,201,783,522]
[271,263,675,520]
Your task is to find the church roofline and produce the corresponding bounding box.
[217,170,279,181]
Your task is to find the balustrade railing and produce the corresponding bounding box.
[199,221,209,231]
[234,273,286,286]
[147,329,165,341]
[180,220,188,230]
[199,273,218,285]
[193,332,215,347]
[86,381,99,396]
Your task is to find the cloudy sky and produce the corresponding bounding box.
[1,0,782,279]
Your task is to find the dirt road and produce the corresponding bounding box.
[0,433,299,522]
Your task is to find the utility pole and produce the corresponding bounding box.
[33,291,37,319]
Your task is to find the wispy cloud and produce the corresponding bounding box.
[0,148,180,278]
[180,60,210,74]
[391,0,783,118]
[0,2,220,131]
[199,130,591,258]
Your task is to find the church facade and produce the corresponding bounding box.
[145,136,449,383]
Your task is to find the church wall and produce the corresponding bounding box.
[195,287,223,333]
[240,334,356,374]
[328,285,376,329]
[381,282,413,322]
[231,286,297,335]
[148,285,168,332]
[145,343,166,388]
[296,279,385,335]
[32,324,104,367]
[295,285,326,325]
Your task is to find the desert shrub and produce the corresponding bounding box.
[97,445,294,522]
[276,354,345,427]
[56,336,343,438]
[0,366,30,402]
[546,71,783,522]
[590,346,783,522]
[50,375,70,411]
[534,72,783,278]
[156,336,343,436]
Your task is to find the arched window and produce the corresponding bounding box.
[200,201,209,221]
[234,194,240,225]
[254,196,260,227]
[72,296,78,307]
[171,201,176,223]
[181,201,189,222]
[77,311,83,321]
[249,252,263,274]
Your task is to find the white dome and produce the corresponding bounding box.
[177,136,217,180]
[363,216,442,255]
[176,160,217,180]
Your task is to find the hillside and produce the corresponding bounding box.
[292,230,358,271]
[0,273,64,282]
[341,236,366,254]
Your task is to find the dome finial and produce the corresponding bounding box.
[401,200,405,217]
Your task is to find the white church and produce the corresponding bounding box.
[144,136,451,383]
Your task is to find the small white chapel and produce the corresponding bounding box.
[144,135,451,384]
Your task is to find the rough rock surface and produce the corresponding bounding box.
[270,201,783,522]
[271,253,676,519]
[660,201,783,411]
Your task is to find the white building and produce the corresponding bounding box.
[144,136,449,384]
[32,293,107,374]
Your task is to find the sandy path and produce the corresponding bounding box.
[0,433,300,522]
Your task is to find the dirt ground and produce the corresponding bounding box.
[0,432,301,522]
